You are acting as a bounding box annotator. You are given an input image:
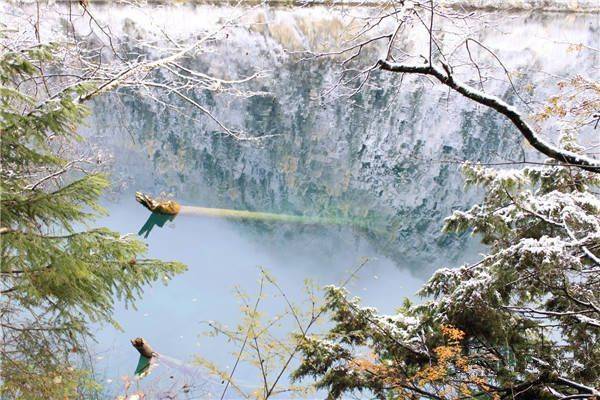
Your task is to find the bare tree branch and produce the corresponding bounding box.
[377,59,600,172]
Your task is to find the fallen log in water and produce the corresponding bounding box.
[131,337,156,377]
[136,192,181,215]
[134,192,360,226]
[131,337,155,359]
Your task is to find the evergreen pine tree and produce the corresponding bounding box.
[0,44,185,399]
[293,153,600,399]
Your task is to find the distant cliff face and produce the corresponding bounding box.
[84,6,598,274]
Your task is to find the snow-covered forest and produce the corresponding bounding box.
[1,1,598,399]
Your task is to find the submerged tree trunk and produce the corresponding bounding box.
[134,192,365,226]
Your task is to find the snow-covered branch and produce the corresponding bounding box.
[377,59,600,173]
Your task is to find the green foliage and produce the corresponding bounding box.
[195,269,321,400]
[293,156,600,399]
[0,45,185,398]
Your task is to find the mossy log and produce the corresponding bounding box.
[135,192,181,215]
[131,337,155,358]
[134,192,367,227]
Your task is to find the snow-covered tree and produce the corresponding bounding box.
[1,3,263,397]
[0,42,188,400]
[293,151,600,399]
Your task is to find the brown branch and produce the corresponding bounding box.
[25,159,90,191]
[377,60,600,173]
[220,276,265,400]
[554,376,600,397]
